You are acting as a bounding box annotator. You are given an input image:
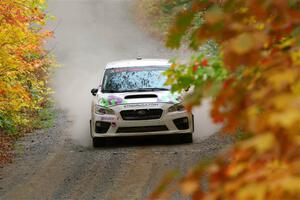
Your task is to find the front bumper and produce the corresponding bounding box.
[91,104,194,138]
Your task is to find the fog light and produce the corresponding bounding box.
[182,118,188,123]
[96,121,102,126]
[173,117,189,130]
[95,121,111,134]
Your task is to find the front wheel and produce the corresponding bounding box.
[90,120,92,137]
[92,138,106,148]
[181,133,193,143]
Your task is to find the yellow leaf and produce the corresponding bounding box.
[229,32,267,54]
[267,70,297,91]
[236,183,266,200]
[272,176,300,193]
[242,133,275,154]
[205,6,224,25]
[269,94,300,110]
[291,49,300,66]
[291,81,300,95]
[269,110,300,127]
[277,37,296,50]
[292,135,300,146]
[180,178,199,196]
[227,163,247,177]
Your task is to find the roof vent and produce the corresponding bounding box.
[137,56,142,60]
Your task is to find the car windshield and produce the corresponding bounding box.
[101,66,170,93]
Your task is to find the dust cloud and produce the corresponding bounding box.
[47,0,220,146]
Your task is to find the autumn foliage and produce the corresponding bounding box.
[0,0,53,132]
[151,0,300,199]
[0,0,54,164]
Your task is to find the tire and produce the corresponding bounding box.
[90,120,92,137]
[181,133,193,144]
[92,138,106,148]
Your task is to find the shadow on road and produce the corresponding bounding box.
[94,135,192,149]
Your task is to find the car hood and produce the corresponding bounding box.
[96,91,181,107]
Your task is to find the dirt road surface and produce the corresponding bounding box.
[0,1,231,199]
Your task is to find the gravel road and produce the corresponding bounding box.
[0,1,231,199]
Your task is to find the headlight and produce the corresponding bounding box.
[95,105,115,115]
[168,103,185,112]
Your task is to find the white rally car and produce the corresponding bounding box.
[90,58,194,147]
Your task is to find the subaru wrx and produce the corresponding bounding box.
[90,58,194,147]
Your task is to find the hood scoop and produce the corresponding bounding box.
[125,94,158,99]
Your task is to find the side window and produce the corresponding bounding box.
[97,69,106,89]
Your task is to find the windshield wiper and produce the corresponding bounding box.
[143,88,169,91]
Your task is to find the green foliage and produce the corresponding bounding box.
[235,128,252,141]
[166,11,195,48]
[164,42,227,107]
[162,0,192,14]
[135,0,194,39]
[32,101,56,129]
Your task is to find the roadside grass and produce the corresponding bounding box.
[32,101,56,130]
[0,100,56,166]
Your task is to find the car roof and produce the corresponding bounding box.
[105,58,171,69]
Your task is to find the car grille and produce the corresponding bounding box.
[117,126,168,133]
[120,109,163,120]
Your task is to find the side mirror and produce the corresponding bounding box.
[91,88,99,96]
[185,86,190,92]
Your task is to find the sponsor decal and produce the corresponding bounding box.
[124,103,159,108]
[100,116,117,122]
[99,95,128,107]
